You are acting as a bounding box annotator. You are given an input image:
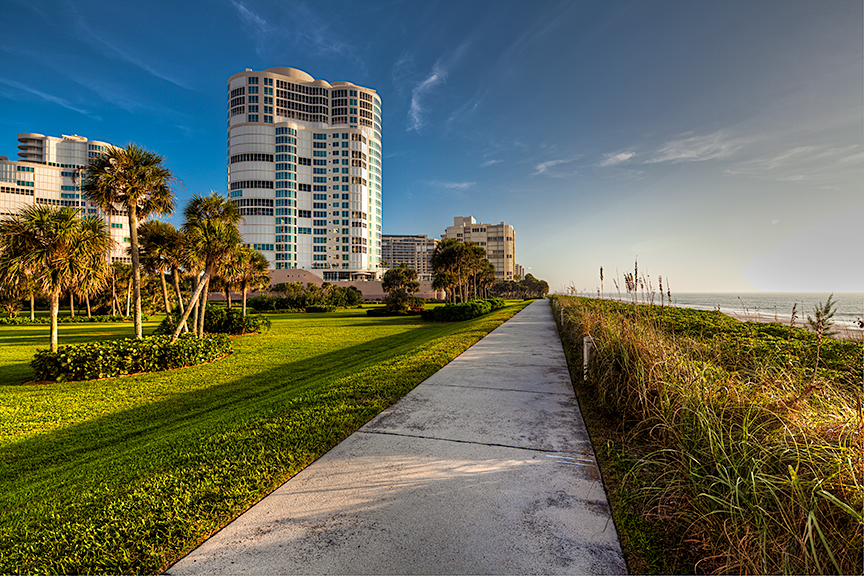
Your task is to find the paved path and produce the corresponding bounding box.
[167,300,626,575]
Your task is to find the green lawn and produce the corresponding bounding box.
[0,302,529,574]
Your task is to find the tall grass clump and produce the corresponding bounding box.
[551,295,862,575]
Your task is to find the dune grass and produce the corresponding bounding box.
[551,296,862,575]
[0,302,528,574]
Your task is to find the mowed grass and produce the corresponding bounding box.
[0,302,529,574]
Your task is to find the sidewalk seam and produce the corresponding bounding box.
[420,382,575,396]
[357,428,591,453]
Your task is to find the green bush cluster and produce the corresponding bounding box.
[248,283,362,312]
[420,298,505,322]
[0,314,147,326]
[366,306,423,317]
[155,305,270,336]
[304,305,335,313]
[31,333,232,382]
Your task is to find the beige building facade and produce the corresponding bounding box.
[1,133,130,262]
[381,234,438,281]
[227,67,383,282]
[443,216,516,281]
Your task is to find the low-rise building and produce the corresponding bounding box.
[381,234,438,281]
[442,216,516,282]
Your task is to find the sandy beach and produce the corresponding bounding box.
[725,311,864,342]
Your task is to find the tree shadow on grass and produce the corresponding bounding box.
[0,319,501,573]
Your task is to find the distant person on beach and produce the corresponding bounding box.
[857,318,864,329]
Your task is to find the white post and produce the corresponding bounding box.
[583,335,594,380]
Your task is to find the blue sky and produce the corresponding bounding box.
[1,0,861,293]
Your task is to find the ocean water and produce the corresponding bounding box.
[579,291,864,329]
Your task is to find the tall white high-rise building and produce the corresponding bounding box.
[227,67,383,281]
[1,133,130,262]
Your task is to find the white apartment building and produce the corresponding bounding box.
[381,234,439,281]
[227,67,383,281]
[0,133,130,262]
[443,216,516,282]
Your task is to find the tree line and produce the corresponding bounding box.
[0,144,270,352]
[381,238,548,308]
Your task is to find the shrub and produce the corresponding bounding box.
[305,305,334,313]
[156,305,271,336]
[421,299,503,322]
[31,333,232,382]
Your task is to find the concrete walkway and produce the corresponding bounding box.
[167,300,626,575]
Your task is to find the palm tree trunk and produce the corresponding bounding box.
[125,280,132,317]
[128,208,143,339]
[225,286,231,308]
[49,290,60,354]
[170,269,211,343]
[171,268,188,333]
[111,273,117,316]
[86,293,92,318]
[159,272,173,326]
[242,282,248,318]
[29,293,35,321]
[191,275,199,334]
[70,292,75,318]
[198,276,210,337]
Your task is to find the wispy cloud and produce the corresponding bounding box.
[230,0,273,57]
[0,78,97,118]
[408,61,448,131]
[71,11,192,90]
[725,144,862,184]
[644,130,749,164]
[534,157,577,176]
[481,159,502,167]
[407,42,470,131]
[277,4,365,73]
[231,0,270,34]
[429,180,476,191]
[599,151,635,166]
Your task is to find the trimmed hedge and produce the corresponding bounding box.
[31,333,232,382]
[420,298,506,322]
[0,315,148,326]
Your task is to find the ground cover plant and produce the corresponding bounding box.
[0,301,529,573]
[551,296,862,575]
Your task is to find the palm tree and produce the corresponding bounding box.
[76,216,113,318]
[138,219,179,324]
[173,192,242,340]
[237,248,270,317]
[83,143,176,339]
[170,219,242,342]
[0,205,112,352]
[180,192,241,337]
